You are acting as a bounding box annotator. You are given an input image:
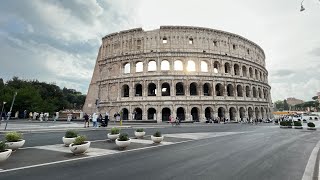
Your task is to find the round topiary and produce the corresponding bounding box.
[5,132,23,142]
[65,130,78,138]
[110,127,120,135]
[73,136,87,145]
[153,131,162,137]
[136,128,144,132]
[118,133,129,141]
[308,122,315,128]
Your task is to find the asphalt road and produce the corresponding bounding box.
[0,124,319,180]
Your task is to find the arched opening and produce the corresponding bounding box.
[190,82,198,96]
[264,89,268,99]
[224,63,231,74]
[239,107,245,121]
[229,107,237,121]
[161,83,170,96]
[148,108,156,120]
[161,60,170,71]
[205,107,213,120]
[213,61,220,73]
[148,83,157,96]
[246,86,250,97]
[260,72,262,81]
[136,62,143,72]
[162,108,171,121]
[255,107,260,119]
[191,107,199,122]
[174,60,183,71]
[260,107,265,119]
[234,64,240,76]
[258,88,262,98]
[134,108,142,120]
[252,87,257,98]
[227,84,234,96]
[176,82,185,96]
[255,69,258,80]
[135,84,142,96]
[242,66,247,77]
[237,85,243,97]
[187,60,196,72]
[122,85,129,97]
[249,67,253,78]
[203,83,211,96]
[177,107,185,121]
[123,63,130,74]
[201,61,208,72]
[248,107,254,120]
[215,83,224,96]
[148,60,157,71]
[218,107,225,119]
[122,108,129,120]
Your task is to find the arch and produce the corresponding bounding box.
[255,69,259,80]
[218,107,225,119]
[203,83,211,96]
[177,107,185,121]
[224,62,231,74]
[122,108,129,120]
[148,60,157,71]
[259,71,262,81]
[134,108,142,120]
[263,89,268,99]
[234,64,240,76]
[187,60,196,72]
[147,108,157,120]
[215,83,224,96]
[239,107,246,121]
[229,107,237,121]
[237,85,243,97]
[252,87,257,98]
[258,88,262,98]
[255,107,260,119]
[161,60,170,71]
[123,63,130,74]
[205,107,213,120]
[162,108,171,121]
[122,84,129,97]
[190,82,198,96]
[191,107,199,122]
[249,67,253,78]
[242,66,247,77]
[201,61,208,72]
[227,84,234,96]
[135,84,142,96]
[148,83,157,96]
[260,107,265,119]
[136,61,143,72]
[161,82,170,96]
[176,82,185,96]
[246,86,250,97]
[174,60,183,71]
[248,107,254,120]
[213,61,220,73]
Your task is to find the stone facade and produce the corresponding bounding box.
[84,26,272,122]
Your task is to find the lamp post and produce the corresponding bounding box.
[4,91,17,130]
[1,101,7,122]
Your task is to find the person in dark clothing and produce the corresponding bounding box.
[104,112,109,127]
[84,113,89,128]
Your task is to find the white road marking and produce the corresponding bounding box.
[164,132,245,140]
[302,140,320,180]
[129,138,173,145]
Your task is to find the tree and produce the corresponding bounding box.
[283,99,289,111]
[274,100,284,111]
[312,96,318,101]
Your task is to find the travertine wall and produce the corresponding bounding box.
[84,26,272,122]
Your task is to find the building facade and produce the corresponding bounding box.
[84,26,272,122]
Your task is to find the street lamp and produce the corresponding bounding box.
[4,92,17,130]
[1,101,7,121]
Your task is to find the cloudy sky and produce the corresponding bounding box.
[0,0,319,102]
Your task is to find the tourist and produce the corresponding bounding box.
[39,112,44,121]
[84,113,89,128]
[104,112,109,127]
[23,110,27,119]
[92,113,98,128]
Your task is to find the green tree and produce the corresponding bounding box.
[283,99,289,111]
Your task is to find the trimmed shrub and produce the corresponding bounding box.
[294,121,302,126]
[0,141,8,152]
[73,136,87,145]
[65,130,78,138]
[5,132,23,142]
[153,131,162,137]
[110,127,120,135]
[118,133,129,141]
[308,122,315,128]
[136,128,144,132]
[280,121,287,126]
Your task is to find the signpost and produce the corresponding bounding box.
[4,92,17,131]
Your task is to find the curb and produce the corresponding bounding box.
[302,140,320,180]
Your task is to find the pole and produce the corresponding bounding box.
[4,92,17,131]
[0,102,6,122]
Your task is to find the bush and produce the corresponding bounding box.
[308,122,315,128]
[65,130,78,138]
[118,133,129,141]
[136,128,144,132]
[294,121,302,126]
[73,136,87,145]
[0,141,8,152]
[153,131,162,137]
[287,121,292,126]
[5,132,23,142]
[280,121,287,126]
[110,127,120,135]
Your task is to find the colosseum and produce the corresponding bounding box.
[83,26,272,123]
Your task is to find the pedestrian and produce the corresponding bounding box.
[23,110,27,119]
[104,112,109,127]
[54,111,59,122]
[92,113,98,128]
[84,113,89,128]
[40,112,44,121]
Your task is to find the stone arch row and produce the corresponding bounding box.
[117,106,271,122]
[121,81,269,99]
[122,59,267,82]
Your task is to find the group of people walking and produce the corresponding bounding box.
[83,112,110,128]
